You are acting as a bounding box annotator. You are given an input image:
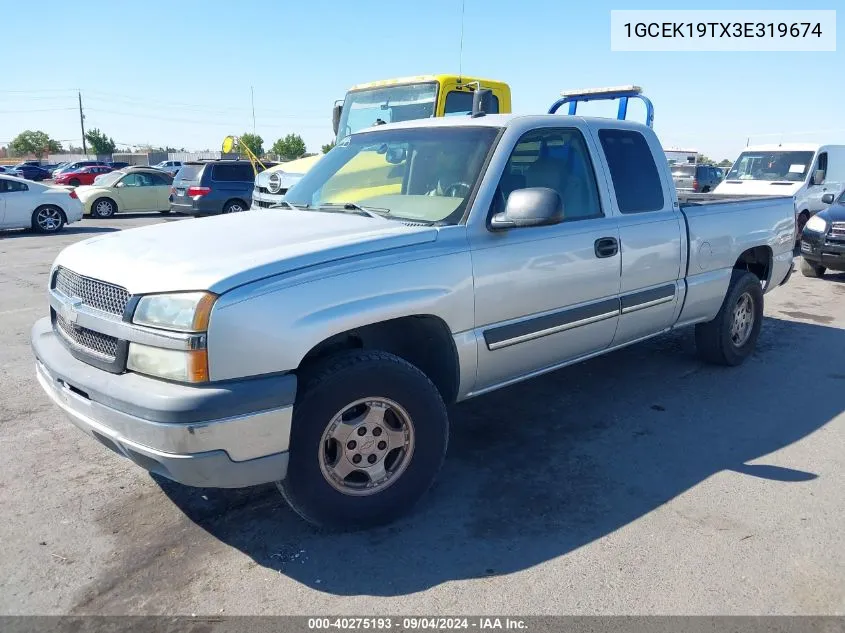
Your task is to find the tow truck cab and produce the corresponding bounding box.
[252,75,512,209]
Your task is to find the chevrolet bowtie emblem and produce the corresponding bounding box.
[61,298,83,323]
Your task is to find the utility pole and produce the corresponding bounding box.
[78,91,87,155]
[251,86,256,136]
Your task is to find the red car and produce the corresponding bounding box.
[54,165,114,187]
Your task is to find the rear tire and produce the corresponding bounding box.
[695,270,763,366]
[91,197,116,218]
[222,199,247,214]
[800,258,826,278]
[32,206,66,234]
[279,350,449,530]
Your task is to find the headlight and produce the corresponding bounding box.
[805,215,827,233]
[127,343,209,383]
[132,291,216,332]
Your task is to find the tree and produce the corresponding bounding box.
[272,134,307,161]
[321,141,336,154]
[718,159,733,167]
[10,130,62,158]
[237,133,264,157]
[85,128,116,154]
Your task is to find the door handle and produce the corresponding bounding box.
[594,237,619,258]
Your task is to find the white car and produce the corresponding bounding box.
[0,176,84,233]
[153,160,183,177]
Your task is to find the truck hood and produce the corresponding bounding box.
[54,210,438,295]
[714,180,802,197]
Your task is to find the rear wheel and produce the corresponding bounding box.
[92,197,116,218]
[32,206,65,233]
[222,199,247,214]
[279,350,449,530]
[800,258,826,278]
[695,270,763,366]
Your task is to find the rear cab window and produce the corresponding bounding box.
[598,129,665,213]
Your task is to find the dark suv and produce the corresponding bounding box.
[671,163,723,193]
[170,160,271,216]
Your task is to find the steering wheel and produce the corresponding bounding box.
[443,181,471,197]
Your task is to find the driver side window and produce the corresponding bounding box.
[492,128,603,222]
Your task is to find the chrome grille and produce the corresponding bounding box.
[54,267,129,316]
[829,221,845,240]
[55,314,118,360]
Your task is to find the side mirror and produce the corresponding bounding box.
[813,169,825,185]
[331,103,343,137]
[490,187,564,230]
[115,181,125,188]
[472,88,494,118]
[821,193,835,204]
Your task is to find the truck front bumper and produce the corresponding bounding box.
[31,317,295,488]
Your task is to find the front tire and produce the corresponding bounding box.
[695,270,764,366]
[279,350,449,530]
[69,178,81,187]
[32,206,66,233]
[92,197,116,218]
[800,258,826,278]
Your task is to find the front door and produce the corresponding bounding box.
[0,178,32,229]
[469,126,621,392]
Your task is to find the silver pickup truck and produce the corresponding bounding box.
[31,114,795,529]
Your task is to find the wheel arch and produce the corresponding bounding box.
[223,198,249,213]
[733,245,773,287]
[298,314,461,405]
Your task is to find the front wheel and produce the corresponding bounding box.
[800,258,826,278]
[279,350,449,530]
[68,178,81,187]
[695,270,764,366]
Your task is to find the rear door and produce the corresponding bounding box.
[594,128,684,346]
[211,162,255,208]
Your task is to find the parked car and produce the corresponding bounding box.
[0,175,83,233]
[0,166,18,175]
[46,162,69,177]
[170,160,266,216]
[153,160,183,177]
[53,165,114,187]
[53,161,109,178]
[74,167,173,217]
[799,190,845,277]
[671,163,723,193]
[107,161,130,170]
[30,113,796,529]
[12,164,51,181]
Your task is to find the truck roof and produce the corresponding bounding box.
[348,74,509,92]
[743,143,821,152]
[354,113,654,134]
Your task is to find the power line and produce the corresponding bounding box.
[0,107,76,113]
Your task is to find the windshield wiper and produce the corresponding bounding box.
[270,201,310,210]
[317,202,391,218]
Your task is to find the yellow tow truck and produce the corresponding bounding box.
[250,74,511,208]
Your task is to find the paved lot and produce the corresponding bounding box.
[0,214,843,615]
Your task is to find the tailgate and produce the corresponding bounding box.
[172,164,204,202]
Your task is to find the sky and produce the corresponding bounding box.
[1,0,842,161]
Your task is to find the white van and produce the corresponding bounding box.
[714,143,845,231]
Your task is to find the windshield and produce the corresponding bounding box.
[285,126,500,225]
[726,150,815,182]
[336,83,438,139]
[94,171,123,187]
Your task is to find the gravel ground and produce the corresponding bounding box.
[0,214,843,615]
